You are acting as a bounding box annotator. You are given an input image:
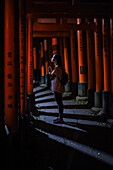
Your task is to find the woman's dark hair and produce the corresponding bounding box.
[53,53,62,66]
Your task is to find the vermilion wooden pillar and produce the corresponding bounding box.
[48,38,52,68]
[37,39,41,84]
[40,42,45,84]
[27,18,34,112]
[0,0,5,134]
[63,38,70,92]
[59,38,64,68]
[94,18,103,108]
[110,19,113,95]
[25,20,28,112]
[52,38,58,71]
[5,0,19,134]
[102,19,110,91]
[19,0,26,116]
[33,47,37,70]
[44,39,48,75]
[102,19,110,115]
[110,18,113,117]
[28,18,33,94]
[48,38,54,76]
[52,38,58,54]
[28,18,33,93]
[0,2,7,167]
[44,39,49,87]
[77,18,87,97]
[70,30,78,96]
[33,47,37,84]
[86,19,95,106]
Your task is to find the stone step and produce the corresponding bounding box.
[32,110,107,126]
[35,91,52,98]
[34,127,113,169]
[35,95,54,102]
[30,116,113,169]
[33,86,49,93]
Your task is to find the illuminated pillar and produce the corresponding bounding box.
[102,19,110,115]
[5,0,19,134]
[52,38,58,54]
[86,19,95,106]
[102,19,110,92]
[25,20,28,112]
[59,38,64,68]
[77,18,87,97]
[28,18,33,94]
[94,18,103,108]
[48,38,52,87]
[44,39,48,76]
[19,0,26,116]
[44,39,49,87]
[37,39,41,84]
[63,38,70,92]
[70,30,78,96]
[48,38,52,67]
[110,18,113,117]
[33,47,37,84]
[33,47,37,70]
[0,0,5,134]
[40,42,45,84]
[27,18,34,112]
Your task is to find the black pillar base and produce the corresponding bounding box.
[94,91,102,108]
[71,82,78,96]
[78,82,87,97]
[33,69,36,82]
[37,69,41,82]
[65,81,71,92]
[33,69,40,86]
[102,91,110,115]
[109,94,113,118]
[40,76,45,84]
[27,94,35,113]
[87,89,94,106]
[45,74,51,87]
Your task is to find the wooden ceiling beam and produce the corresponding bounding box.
[27,13,76,19]
[33,31,70,38]
[26,3,113,18]
[27,11,113,19]
[33,23,96,32]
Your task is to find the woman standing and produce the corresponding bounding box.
[48,54,64,123]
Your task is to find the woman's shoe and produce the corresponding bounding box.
[53,118,63,124]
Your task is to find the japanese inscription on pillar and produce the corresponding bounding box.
[7,52,14,109]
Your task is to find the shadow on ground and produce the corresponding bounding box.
[21,86,113,170]
[2,113,112,170]
[31,115,113,156]
[21,115,113,170]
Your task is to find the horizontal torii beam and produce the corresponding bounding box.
[33,23,96,32]
[27,3,113,18]
[33,31,70,38]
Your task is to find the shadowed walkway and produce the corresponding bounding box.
[3,85,113,170]
[26,85,113,170]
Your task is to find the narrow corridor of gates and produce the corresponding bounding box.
[1,1,113,170]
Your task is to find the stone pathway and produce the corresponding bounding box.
[28,86,113,170]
